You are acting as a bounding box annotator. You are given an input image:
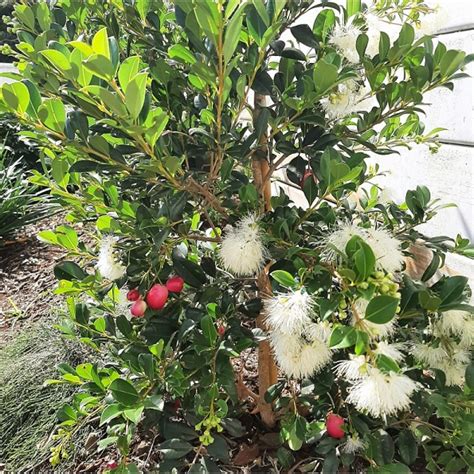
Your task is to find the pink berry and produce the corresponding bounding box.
[130,299,147,317]
[217,325,225,336]
[146,284,169,310]
[126,288,140,301]
[326,413,345,439]
[106,460,118,470]
[166,276,185,293]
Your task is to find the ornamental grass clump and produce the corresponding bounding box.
[1,0,473,472]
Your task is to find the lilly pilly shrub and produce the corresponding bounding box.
[2,0,473,471]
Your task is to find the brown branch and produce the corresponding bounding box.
[252,92,278,428]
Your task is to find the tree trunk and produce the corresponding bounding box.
[252,92,278,428]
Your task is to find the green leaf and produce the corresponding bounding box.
[109,379,140,406]
[376,354,400,374]
[291,24,318,48]
[270,270,296,288]
[159,439,193,460]
[353,241,376,281]
[440,50,466,77]
[365,295,399,324]
[322,451,340,474]
[123,405,144,424]
[313,60,338,94]
[201,314,218,345]
[329,326,357,349]
[172,257,207,288]
[465,363,474,390]
[54,261,88,281]
[138,353,155,380]
[41,49,72,75]
[38,98,66,132]
[2,82,30,115]
[168,44,196,65]
[346,0,361,17]
[92,27,110,60]
[136,0,151,20]
[125,72,148,120]
[397,430,418,465]
[194,2,219,44]
[303,173,318,205]
[117,314,133,337]
[224,9,243,64]
[149,340,164,358]
[439,276,468,307]
[118,56,141,93]
[100,403,123,426]
[83,55,115,80]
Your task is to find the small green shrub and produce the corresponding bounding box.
[1,0,473,472]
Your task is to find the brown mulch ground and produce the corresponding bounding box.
[0,214,67,344]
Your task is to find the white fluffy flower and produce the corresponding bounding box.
[323,223,404,274]
[97,236,126,281]
[412,343,447,366]
[323,222,365,262]
[346,368,419,418]
[270,329,332,379]
[334,355,369,381]
[434,310,474,346]
[322,81,373,120]
[374,341,406,363]
[460,319,474,348]
[219,214,266,276]
[365,227,404,274]
[353,298,397,339]
[412,342,470,386]
[342,436,366,454]
[265,289,314,335]
[329,22,362,64]
[415,2,448,37]
[365,13,400,57]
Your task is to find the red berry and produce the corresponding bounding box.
[146,284,169,310]
[166,276,184,293]
[217,325,225,336]
[174,399,181,410]
[130,299,147,317]
[106,460,118,470]
[326,413,345,439]
[126,288,140,301]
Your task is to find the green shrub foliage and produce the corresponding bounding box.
[1,0,473,472]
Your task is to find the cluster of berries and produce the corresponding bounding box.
[126,276,184,317]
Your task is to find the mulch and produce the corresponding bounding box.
[0,214,66,344]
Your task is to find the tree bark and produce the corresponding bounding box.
[252,92,278,428]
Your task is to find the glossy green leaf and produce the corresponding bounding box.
[92,27,110,59]
[54,261,87,281]
[38,98,66,132]
[271,270,296,287]
[168,44,196,65]
[118,56,141,92]
[125,72,148,120]
[365,295,399,324]
[109,379,140,406]
[313,60,338,94]
[223,8,243,64]
[2,82,30,115]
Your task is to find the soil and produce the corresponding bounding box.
[0,214,67,344]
